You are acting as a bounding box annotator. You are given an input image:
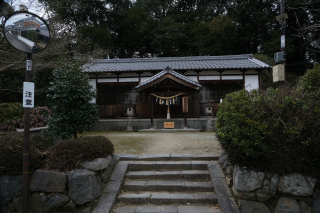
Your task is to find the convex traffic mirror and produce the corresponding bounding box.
[3,12,50,53]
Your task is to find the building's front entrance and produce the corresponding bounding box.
[138,78,200,119]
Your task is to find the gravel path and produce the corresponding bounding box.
[82,132,222,155]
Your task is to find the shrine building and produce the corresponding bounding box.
[83,54,271,131]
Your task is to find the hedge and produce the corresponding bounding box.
[46,136,114,172]
[216,87,320,177]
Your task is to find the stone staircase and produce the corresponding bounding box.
[93,154,240,213]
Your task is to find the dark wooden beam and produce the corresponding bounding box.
[98,82,138,85]
[199,80,243,83]
[154,85,187,89]
[153,91,185,95]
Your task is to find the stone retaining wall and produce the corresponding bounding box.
[0,155,120,213]
[218,151,320,213]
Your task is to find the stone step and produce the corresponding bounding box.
[116,153,219,161]
[127,161,214,171]
[114,205,221,213]
[118,192,218,205]
[125,170,210,180]
[124,180,214,192]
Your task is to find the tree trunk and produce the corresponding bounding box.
[74,131,77,140]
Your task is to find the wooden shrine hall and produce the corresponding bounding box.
[83,54,271,129]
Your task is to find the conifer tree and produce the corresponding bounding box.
[47,62,99,139]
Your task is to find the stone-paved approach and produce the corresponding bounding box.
[92,154,240,213]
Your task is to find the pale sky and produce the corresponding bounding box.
[4,0,46,17]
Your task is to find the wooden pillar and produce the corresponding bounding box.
[136,71,142,83]
[196,70,202,82]
[258,70,261,90]
[242,70,246,90]
[184,87,187,128]
[218,70,224,81]
[138,92,141,118]
[116,72,122,82]
[198,89,201,117]
[95,74,98,105]
[184,107,187,128]
[150,88,154,128]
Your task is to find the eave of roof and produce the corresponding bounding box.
[135,66,201,91]
[82,54,272,73]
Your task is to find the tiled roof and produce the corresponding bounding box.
[135,66,202,89]
[82,54,271,73]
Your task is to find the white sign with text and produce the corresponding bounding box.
[23,82,34,108]
[26,60,32,71]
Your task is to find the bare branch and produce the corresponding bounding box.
[33,51,76,60]
[0,57,26,73]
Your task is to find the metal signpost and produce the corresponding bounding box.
[22,53,33,213]
[3,12,50,213]
[273,0,288,83]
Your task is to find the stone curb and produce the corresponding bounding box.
[93,161,129,213]
[208,162,240,213]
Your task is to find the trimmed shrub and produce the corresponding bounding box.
[0,106,51,131]
[0,102,24,124]
[46,136,114,172]
[216,87,320,177]
[0,132,53,176]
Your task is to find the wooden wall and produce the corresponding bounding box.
[97,81,242,118]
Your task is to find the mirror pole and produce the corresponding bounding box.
[22,53,32,213]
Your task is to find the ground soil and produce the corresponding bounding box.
[80,131,222,155]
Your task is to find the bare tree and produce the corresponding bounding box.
[287,1,320,52]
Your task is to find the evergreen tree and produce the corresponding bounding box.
[47,62,99,139]
[38,0,320,70]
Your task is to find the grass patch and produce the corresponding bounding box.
[79,131,149,154]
